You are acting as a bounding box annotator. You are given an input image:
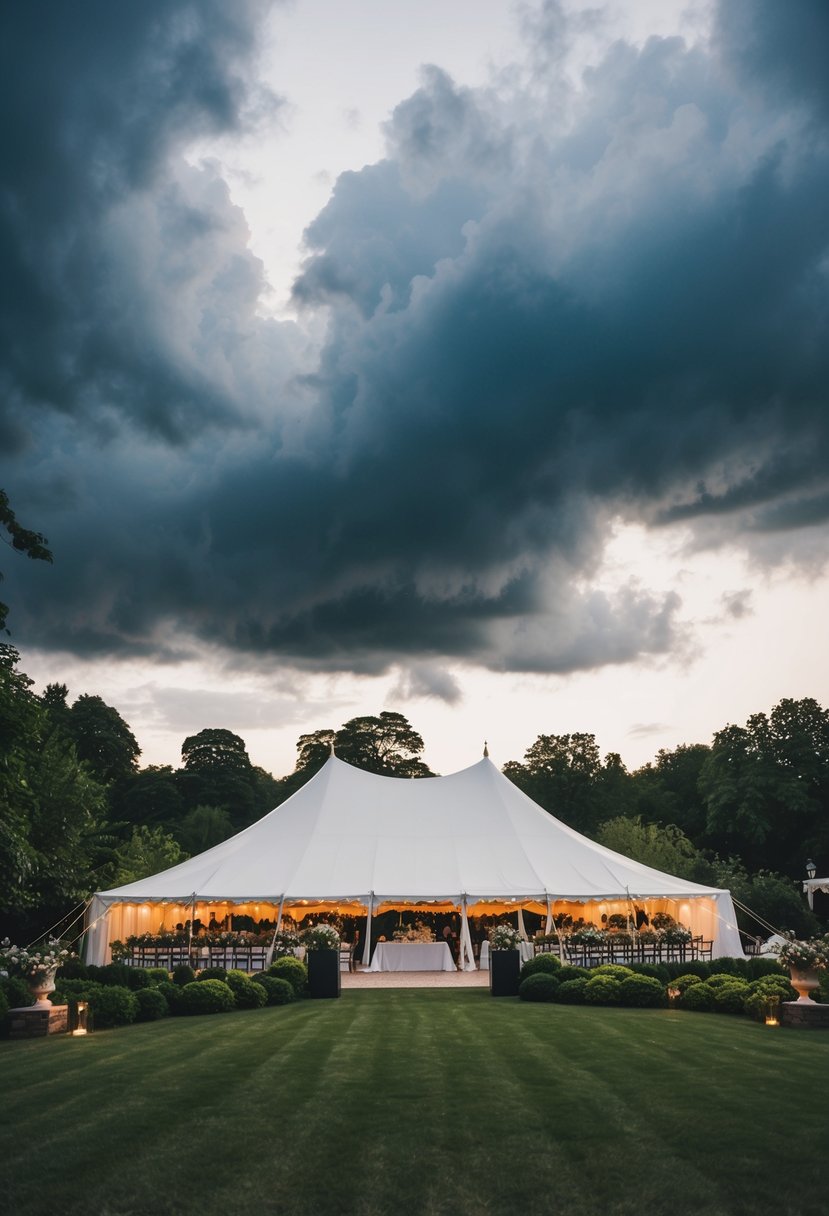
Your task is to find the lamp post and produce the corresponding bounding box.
[804,859,817,909]
[806,859,817,880]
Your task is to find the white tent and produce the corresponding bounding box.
[85,754,744,964]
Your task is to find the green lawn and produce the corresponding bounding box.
[2,991,828,1216]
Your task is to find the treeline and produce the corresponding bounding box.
[1,644,826,943]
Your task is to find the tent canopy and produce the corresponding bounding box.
[88,755,743,959]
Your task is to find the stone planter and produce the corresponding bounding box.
[307,948,341,999]
[27,965,59,1009]
[490,949,521,997]
[789,967,820,1004]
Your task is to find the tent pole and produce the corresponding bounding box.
[266,896,286,967]
[188,892,196,963]
[361,892,374,967]
[517,906,528,941]
[545,894,553,935]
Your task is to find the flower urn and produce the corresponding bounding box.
[28,964,59,1008]
[490,949,521,997]
[307,948,341,999]
[789,967,820,1004]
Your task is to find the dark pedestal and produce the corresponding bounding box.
[490,950,521,997]
[9,1005,69,1039]
[782,1001,829,1029]
[307,949,341,999]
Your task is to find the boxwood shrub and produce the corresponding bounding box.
[748,975,796,1000]
[670,974,705,995]
[619,974,665,1008]
[584,976,622,1005]
[712,982,751,1014]
[87,984,139,1028]
[519,955,562,983]
[197,966,228,982]
[555,965,589,984]
[591,964,634,982]
[180,979,235,1015]
[555,977,588,1004]
[145,968,170,986]
[268,956,308,995]
[135,987,169,1021]
[628,962,670,982]
[172,964,197,987]
[256,975,295,1006]
[157,981,186,1014]
[518,973,561,1002]
[679,983,715,1013]
[230,977,268,1010]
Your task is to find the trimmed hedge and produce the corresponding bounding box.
[87,984,139,1028]
[135,987,170,1021]
[180,979,236,1015]
[619,974,666,1008]
[679,983,715,1013]
[519,955,562,984]
[268,956,308,995]
[556,977,588,1004]
[157,981,186,1014]
[519,973,561,1002]
[172,964,197,987]
[584,976,622,1005]
[197,967,228,983]
[256,975,295,1006]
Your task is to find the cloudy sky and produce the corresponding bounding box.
[3,0,829,779]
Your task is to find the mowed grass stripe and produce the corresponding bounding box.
[3,991,828,1216]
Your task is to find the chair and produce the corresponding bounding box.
[339,942,354,972]
[232,948,252,972]
[248,947,266,973]
[697,939,713,961]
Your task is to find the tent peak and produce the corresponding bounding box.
[483,740,489,758]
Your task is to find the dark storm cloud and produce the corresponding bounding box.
[4,1,829,684]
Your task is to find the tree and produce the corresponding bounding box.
[333,713,433,778]
[67,694,141,784]
[596,816,716,885]
[0,644,41,909]
[181,728,252,773]
[110,765,184,832]
[0,647,112,936]
[0,489,52,632]
[711,857,821,940]
[178,728,259,831]
[632,744,711,840]
[26,730,111,911]
[699,698,829,877]
[113,825,186,886]
[503,733,609,834]
[175,805,234,855]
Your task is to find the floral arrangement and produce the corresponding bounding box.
[774,934,829,972]
[650,912,677,931]
[661,926,693,945]
[489,924,523,951]
[570,925,606,945]
[300,924,340,951]
[393,922,434,943]
[0,937,74,979]
[270,931,300,957]
[110,930,276,959]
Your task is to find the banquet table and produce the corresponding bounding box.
[478,941,534,971]
[368,942,456,972]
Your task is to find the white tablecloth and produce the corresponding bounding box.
[478,941,534,971]
[368,942,456,972]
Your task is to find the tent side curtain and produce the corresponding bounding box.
[85,889,743,966]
